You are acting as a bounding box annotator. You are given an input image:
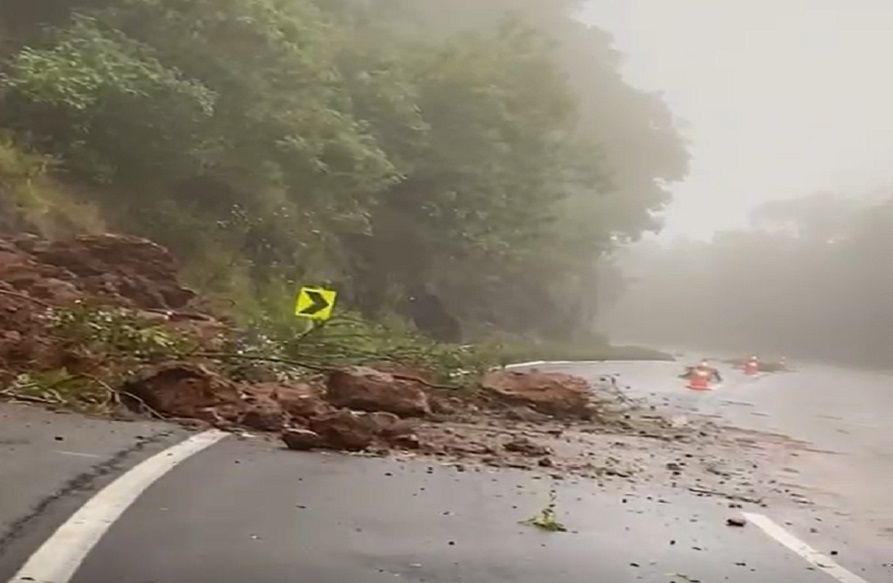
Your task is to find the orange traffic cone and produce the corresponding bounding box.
[744,356,760,376]
[686,367,712,391]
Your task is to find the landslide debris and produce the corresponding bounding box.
[2,233,194,310]
[0,232,600,429]
[1,231,783,492]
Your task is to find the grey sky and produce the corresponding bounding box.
[580,0,893,240]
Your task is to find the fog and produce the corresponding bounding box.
[601,193,893,367]
[582,1,893,367]
[583,0,893,239]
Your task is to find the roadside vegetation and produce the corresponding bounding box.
[0,0,687,358]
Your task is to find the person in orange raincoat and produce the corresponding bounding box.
[680,359,722,383]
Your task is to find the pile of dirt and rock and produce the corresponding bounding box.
[121,360,626,465]
[1,233,195,310]
[123,362,427,451]
[0,231,710,480]
[0,233,214,379]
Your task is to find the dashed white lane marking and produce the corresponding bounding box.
[743,512,872,583]
[9,430,228,583]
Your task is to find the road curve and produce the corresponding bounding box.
[2,360,892,583]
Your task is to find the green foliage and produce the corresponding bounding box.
[0,0,689,344]
[4,369,115,414]
[522,490,568,533]
[226,309,496,383]
[0,137,104,235]
[0,137,47,179]
[46,303,195,358]
[1,16,216,184]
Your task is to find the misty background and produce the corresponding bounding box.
[586,1,893,367]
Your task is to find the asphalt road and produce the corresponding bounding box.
[547,360,893,527]
[0,404,190,582]
[1,360,891,583]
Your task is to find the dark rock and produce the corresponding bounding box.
[309,409,376,451]
[282,428,324,451]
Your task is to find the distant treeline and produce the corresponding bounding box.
[606,193,893,368]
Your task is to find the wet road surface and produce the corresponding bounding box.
[0,404,189,582]
[2,360,891,583]
[69,440,863,583]
[534,359,893,578]
[546,360,893,520]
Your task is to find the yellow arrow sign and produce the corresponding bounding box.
[294,286,337,321]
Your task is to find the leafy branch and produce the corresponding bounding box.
[522,490,567,533]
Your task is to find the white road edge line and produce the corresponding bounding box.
[743,512,872,583]
[504,361,546,369]
[9,430,228,583]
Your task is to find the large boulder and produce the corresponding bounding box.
[123,362,241,418]
[308,410,376,451]
[327,367,431,418]
[481,370,591,418]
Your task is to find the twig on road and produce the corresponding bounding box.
[688,486,762,505]
[0,388,60,405]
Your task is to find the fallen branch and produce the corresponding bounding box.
[80,373,169,421]
[596,376,643,407]
[0,289,53,309]
[116,389,168,421]
[0,373,85,404]
[190,351,459,390]
[190,351,330,371]
[0,388,61,405]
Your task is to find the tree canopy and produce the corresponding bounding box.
[0,0,688,342]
